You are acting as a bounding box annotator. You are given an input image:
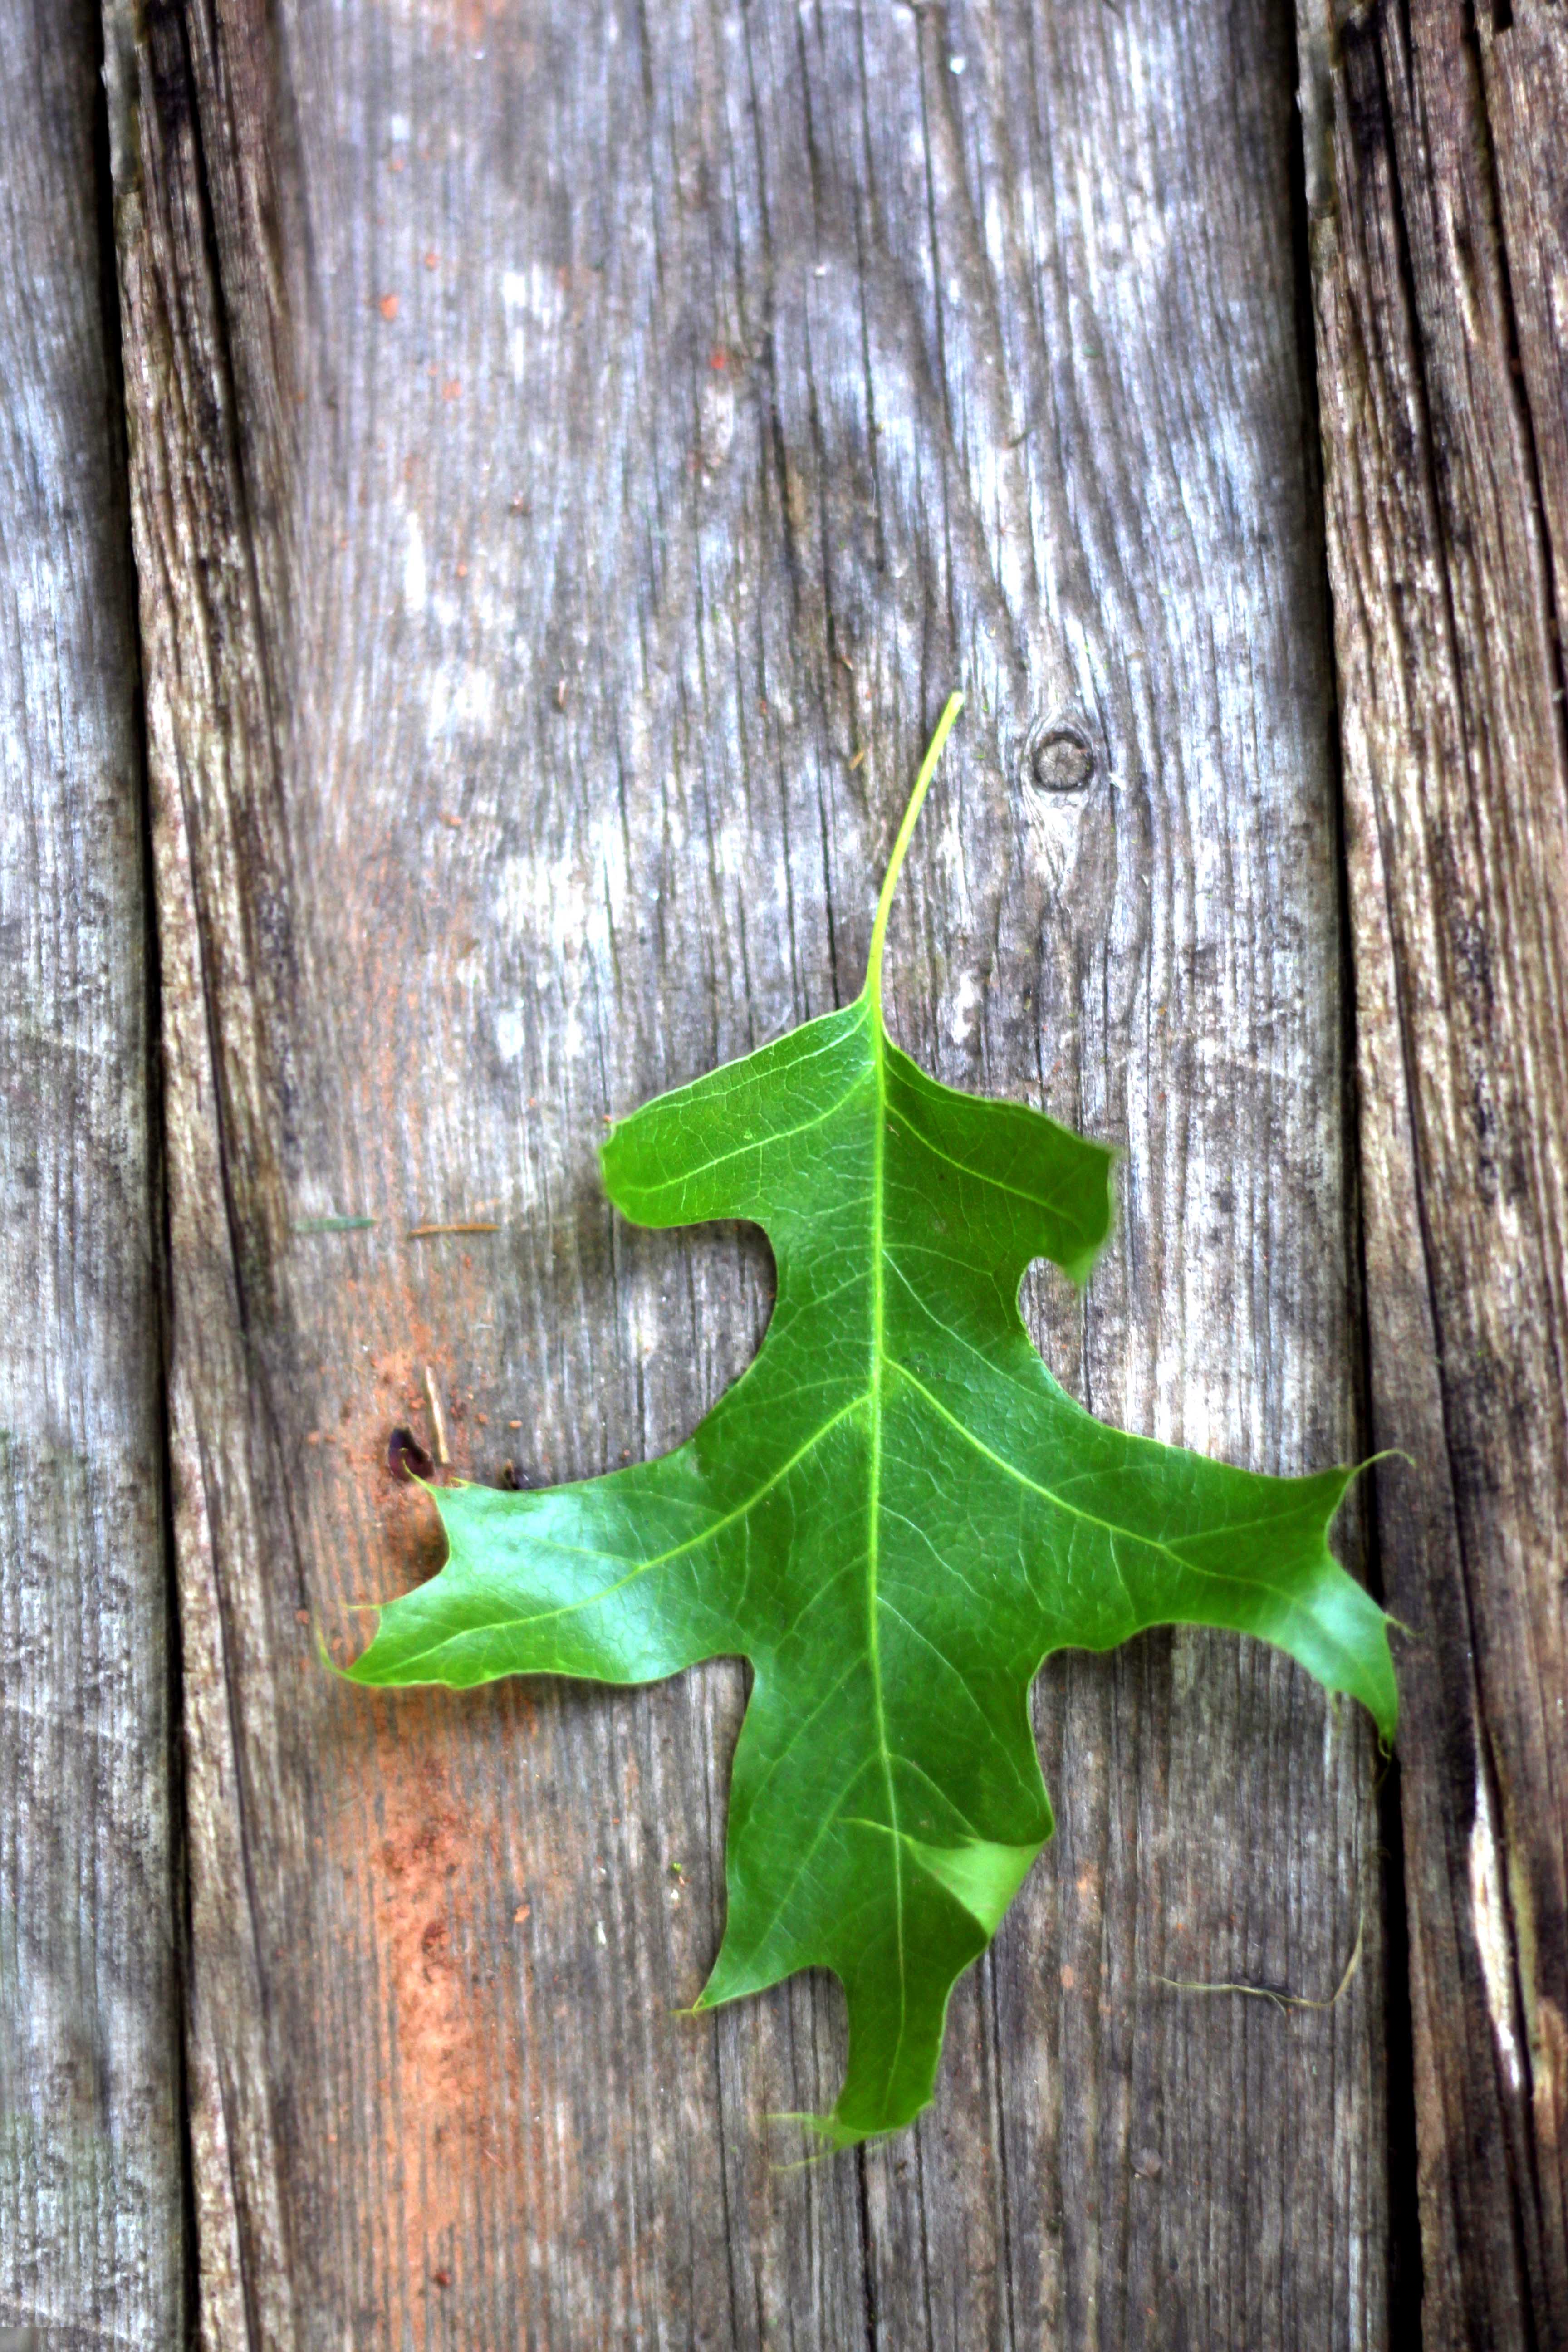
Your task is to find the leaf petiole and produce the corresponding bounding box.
[864,691,965,1014]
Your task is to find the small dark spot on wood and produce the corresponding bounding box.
[387,1426,435,1482]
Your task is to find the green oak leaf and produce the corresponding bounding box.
[349,694,1396,2147]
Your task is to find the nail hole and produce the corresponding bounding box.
[387,1426,435,1482]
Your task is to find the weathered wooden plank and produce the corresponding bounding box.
[107,0,1383,2342]
[0,5,184,2342]
[1296,0,1568,2342]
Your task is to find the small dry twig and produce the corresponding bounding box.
[1155,1906,1364,2016]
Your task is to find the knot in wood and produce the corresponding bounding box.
[1026,717,1097,794]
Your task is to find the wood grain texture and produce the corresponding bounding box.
[1296,0,1568,2342]
[105,0,1384,2342]
[0,4,184,2342]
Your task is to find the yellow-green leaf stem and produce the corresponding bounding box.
[348,694,1397,2148]
[865,691,965,1018]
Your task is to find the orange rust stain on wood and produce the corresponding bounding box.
[382,0,511,50]
[453,0,506,38]
[361,1730,519,2297]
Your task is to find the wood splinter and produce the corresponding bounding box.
[423,1366,451,1466]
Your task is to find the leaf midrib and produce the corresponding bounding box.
[864,989,908,2097]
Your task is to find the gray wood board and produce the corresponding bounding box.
[106,0,1385,2343]
[1297,0,1568,2341]
[0,2,183,2342]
